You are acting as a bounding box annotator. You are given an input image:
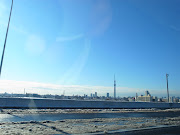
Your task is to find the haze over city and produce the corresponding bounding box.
[0,0,180,97]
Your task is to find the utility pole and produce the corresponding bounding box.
[0,0,13,77]
[166,74,169,102]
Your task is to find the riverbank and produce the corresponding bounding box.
[0,109,180,134]
[1,98,180,109]
[0,115,180,134]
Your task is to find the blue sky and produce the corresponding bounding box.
[0,0,179,97]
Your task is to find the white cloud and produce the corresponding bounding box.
[25,35,46,55]
[1,79,178,97]
[56,34,84,42]
[0,80,141,97]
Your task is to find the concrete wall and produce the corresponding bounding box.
[0,98,180,109]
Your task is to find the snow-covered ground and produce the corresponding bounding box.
[0,109,180,134]
[1,108,180,114]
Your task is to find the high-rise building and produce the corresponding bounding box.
[107,93,109,98]
[114,75,116,98]
[145,90,151,96]
[95,92,97,98]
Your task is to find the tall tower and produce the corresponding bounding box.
[114,74,116,99]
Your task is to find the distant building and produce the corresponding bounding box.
[161,97,174,103]
[162,98,168,102]
[145,91,151,96]
[135,93,138,101]
[122,97,129,101]
[152,96,158,102]
[174,98,179,103]
[107,93,109,98]
[128,97,135,102]
[95,92,97,98]
[169,97,174,103]
[136,91,153,102]
[158,98,162,102]
[136,95,152,102]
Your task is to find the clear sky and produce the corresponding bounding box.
[0,0,179,97]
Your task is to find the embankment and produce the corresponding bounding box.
[0,97,180,109]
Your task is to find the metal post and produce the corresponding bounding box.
[0,0,13,77]
[166,74,169,102]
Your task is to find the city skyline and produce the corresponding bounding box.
[0,0,179,97]
[0,79,179,97]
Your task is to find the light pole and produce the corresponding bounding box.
[0,0,13,77]
[166,74,169,102]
